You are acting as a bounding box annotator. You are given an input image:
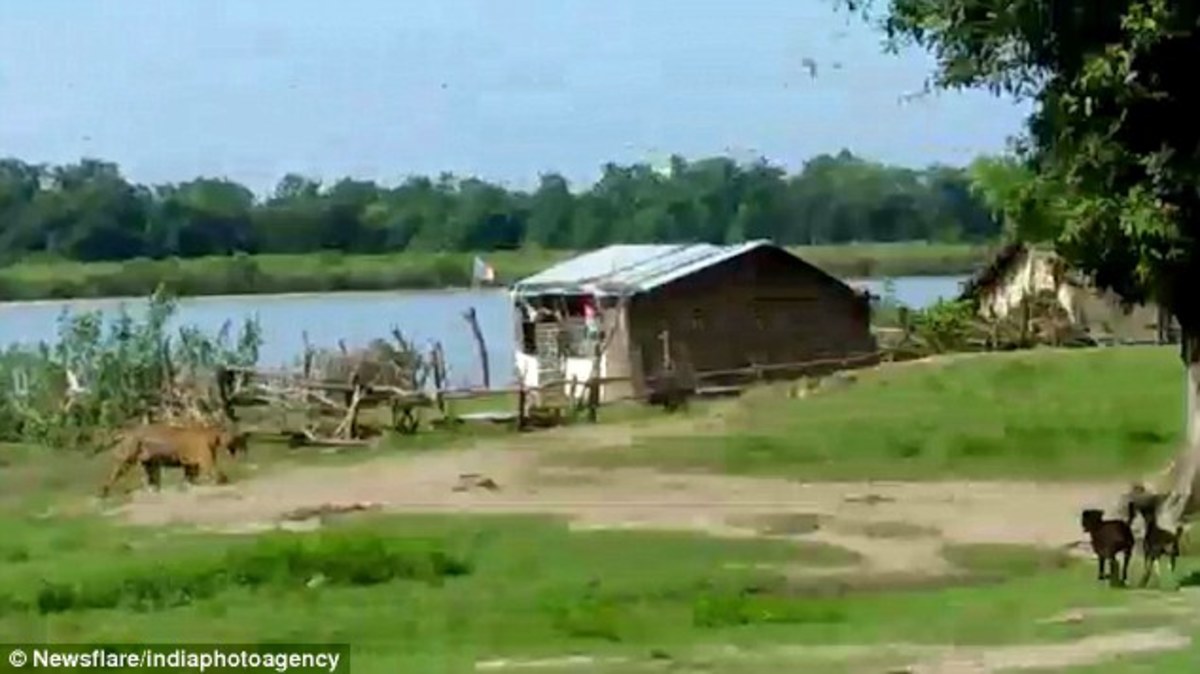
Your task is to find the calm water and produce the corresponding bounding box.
[0,275,966,387]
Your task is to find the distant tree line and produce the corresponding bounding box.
[0,150,1002,263]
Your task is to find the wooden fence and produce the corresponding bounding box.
[219,348,889,443]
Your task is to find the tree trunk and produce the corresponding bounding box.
[1158,326,1200,528]
[1184,328,1200,448]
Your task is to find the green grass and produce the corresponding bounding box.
[0,511,1183,674]
[2,347,1196,672]
[794,241,991,278]
[0,242,990,301]
[557,346,1184,481]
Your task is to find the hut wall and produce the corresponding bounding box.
[599,303,633,402]
[978,249,1063,320]
[976,248,1171,343]
[625,247,875,384]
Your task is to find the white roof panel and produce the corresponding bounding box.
[511,240,776,296]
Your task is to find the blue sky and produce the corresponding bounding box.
[0,0,1030,195]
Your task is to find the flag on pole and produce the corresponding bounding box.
[472,256,496,284]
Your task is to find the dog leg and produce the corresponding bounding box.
[1108,555,1122,588]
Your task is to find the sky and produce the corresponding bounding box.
[0,0,1031,195]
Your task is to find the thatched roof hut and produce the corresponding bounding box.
[960,242,1174,345]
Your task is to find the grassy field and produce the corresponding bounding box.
[0,242,990,301]
[0,347,1196,673]
[557,346,1185,481]
[0,507,1155,674]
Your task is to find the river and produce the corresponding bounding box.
[0,275,967,387]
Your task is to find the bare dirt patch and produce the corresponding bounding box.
[854,520,943,539]
[103,419,1121,579]
[726,512,822,536]
[909,627,1191,673]
[472,628,1192,673]
[95,413,1189,672]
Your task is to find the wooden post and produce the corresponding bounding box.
[587,378,600,423]
[658,328,672,372]
[214,365,237,423]
[568,375,580,414]
[516,384,527,432]
[334,375,365,439]
[587,338,602,423]
[301,331,314,379]
[462,307,491,389]
[430,341,447,414]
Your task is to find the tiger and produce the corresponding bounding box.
[98,422,249,497]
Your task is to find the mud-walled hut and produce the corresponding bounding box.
[509,240,877,403]
[959,242,1176,345]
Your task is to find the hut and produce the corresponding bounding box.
[959,242,1175,344]
[510,240,877,403]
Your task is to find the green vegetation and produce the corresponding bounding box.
[0,291,261,446]
[557,347,1182,481]
[2,346,1197,672]
[0,151,998,299]
[0,242,987,301]
[7,0,1200,666]
[0,152,1000,268]
[0,509,1173,674]
[0,293,1193,671]
[0,249,564,301]
[853,0,1200,531]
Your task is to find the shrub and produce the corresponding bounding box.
[910,299,979,353]
[0,288,261,446]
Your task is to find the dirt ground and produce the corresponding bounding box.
[101,418,1196,673]
[107,421,1120,571]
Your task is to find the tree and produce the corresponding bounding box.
[847,0,1200,518]
[924,165,999,242]
[966,156,1061,244]
[525,173,575,249]
[34,160,148,261]
[0,151,1005,261]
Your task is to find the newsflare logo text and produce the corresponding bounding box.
[5,645,345,672]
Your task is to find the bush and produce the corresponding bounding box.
[0,288,261,445]
[911,299,978,353]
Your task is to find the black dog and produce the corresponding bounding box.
[1080,508,1134,587]
[1139,509,1183,587]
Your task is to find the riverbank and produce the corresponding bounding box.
[0,243,991,301]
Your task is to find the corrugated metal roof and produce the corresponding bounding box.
[511,240,777,297]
